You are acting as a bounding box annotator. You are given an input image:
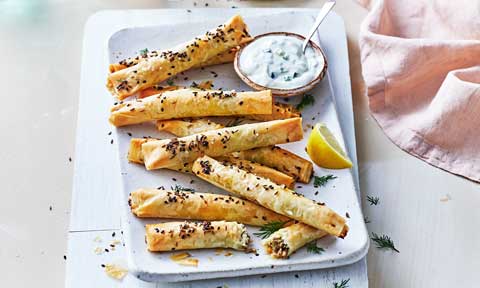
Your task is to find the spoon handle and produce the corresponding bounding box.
[302,1,336,53]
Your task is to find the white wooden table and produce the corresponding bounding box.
[1,1,479,288]
[65,8,367,287]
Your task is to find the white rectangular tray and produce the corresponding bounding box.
[109,9,368,282]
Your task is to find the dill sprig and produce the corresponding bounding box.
[296,94,315,110]
[139,48,149,56]
[253,221,289,239]
[166,79,175,86]
[306,242,325,254]
[367,196,379,205]
[333,279,350,288]
[313,175,337,187]
[225,118,244,127]
[171,184,195,193]
[364,217,371,224]
[370,232,399,253]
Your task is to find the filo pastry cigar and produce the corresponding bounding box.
[127,138,295,186]
[130,188,290,226]
[157,103,300,127]
[128,138,193,173]
[156,118,313,183]
[138,80,214,99]
[156,104,299,127]
[127,138,152,165]
[234,146,312,183]
[107,15,251,99]
[146,221,250,251]
[245,102,300,122]
[109,47,239,73]
[141,118,303,170]
[191,156,348,238]
[217,156,295,188]
[109,89,272,127]
[156,118,225,137]
[262,222,328,258]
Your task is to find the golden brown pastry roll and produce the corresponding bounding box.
[138,85,182,99]
[191,156,348,238]
[128,141,312,183]
[234,146,313,183]
[127,140,293,185]
[130,188,290,226]
[146,221,250,251]
[195,47,238,67]
[154,117,312,183]
[262,223,328,258]
[127,138,151,164]
[138,80,214,99]
[156,119,224,137]
[109,89,272,127]
[107,15,251,99]
[127,139,293,185]
[142,118,303,170]
[109,48,238,73]
[217,156,295,188]
[245,103,301,122]
[128,138,194,172]
[155,103,298,130]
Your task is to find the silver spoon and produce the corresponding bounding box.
[302,1,336,53]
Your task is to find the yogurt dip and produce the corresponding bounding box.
[238,34,324,90]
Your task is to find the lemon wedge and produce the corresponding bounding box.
[306,123,353,169]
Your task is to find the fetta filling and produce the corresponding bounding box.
[239,229,251,249]
[269,237,290,258]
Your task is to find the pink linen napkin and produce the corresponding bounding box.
[358,0,480,182]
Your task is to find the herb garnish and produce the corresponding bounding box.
[296,94,315,110]
[225,118,244,127]
[139,48,149,56]
[370,233,399,253]
[367,196,379,205]
[166,79,175,86]
[171,184,195,193]
[313,175,337,187]
[364,217,371,224]
[253,221,289,239]
[333,279,350,288]
[306,241,325,254]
